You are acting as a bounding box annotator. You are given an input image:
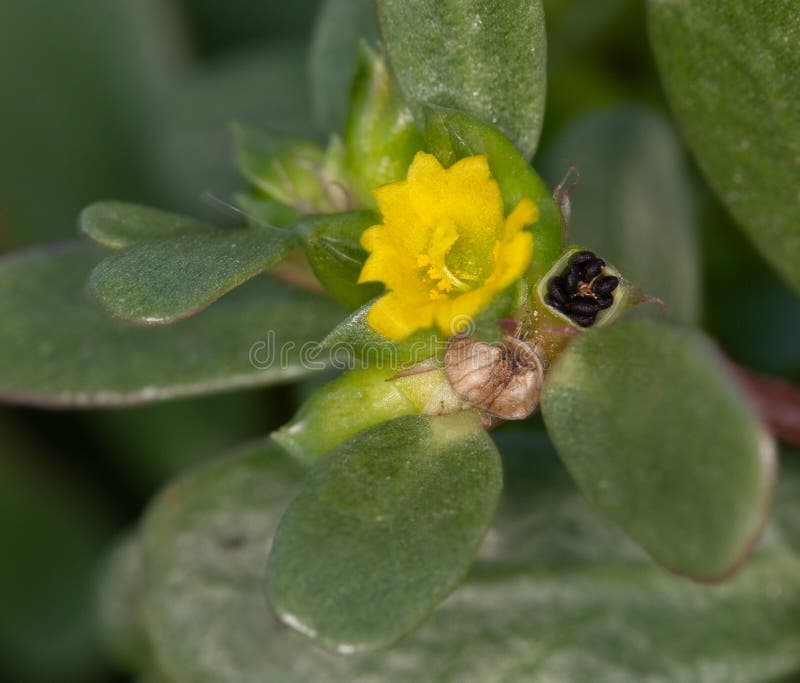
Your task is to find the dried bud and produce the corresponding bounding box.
[444,334,545,420]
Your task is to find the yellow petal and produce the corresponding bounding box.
[371,179,429,254]
[491,230,533,290]
[433,285,496,336]
[503,197,539,241]
[358,224,384,252]
[358,232,416,287]
[405,151,448,182]
[367,292,435,341]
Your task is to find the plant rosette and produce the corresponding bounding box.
[1,2,787,671]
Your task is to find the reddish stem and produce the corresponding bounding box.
[734,366,800,447]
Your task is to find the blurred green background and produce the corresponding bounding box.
[0,1,798,682]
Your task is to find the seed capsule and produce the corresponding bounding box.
[540,247,625,330]
[445,334,544,420]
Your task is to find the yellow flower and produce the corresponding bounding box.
[357,151,538,340]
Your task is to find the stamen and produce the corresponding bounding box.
[441,265,471,291]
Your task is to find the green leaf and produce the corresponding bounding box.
[0,244,343,407]
[296,210,383,308]
[424,107,563,280]
[377,0,547,159]
[541,107,700,324]
[80,201,217,249]
[541,319,776,581]
[482,431,649,570]
[89,226,297,325]
[129,430,800,683]
[444,443,800,683]
[344,44,424,206]
[266,413,502,652]
[95,534,150,670]
[308,0,380,134]
[140,439,309,683]
[648,1,800,297]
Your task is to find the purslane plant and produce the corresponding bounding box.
[1,0,799,680]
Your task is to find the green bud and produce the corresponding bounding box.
[344,43,423,206]
[233,123,350,214]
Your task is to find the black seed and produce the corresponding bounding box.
[570,250,596,265]
[547,276,569,305]
[582,259,605,281]
[568,296,600,316]
[571,312,597,327]
[596,294,614,309]
[545,293,567,312]
[592,275,619,295]
[565,264,581,294]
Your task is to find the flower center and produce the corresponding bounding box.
[414,220,488,300]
